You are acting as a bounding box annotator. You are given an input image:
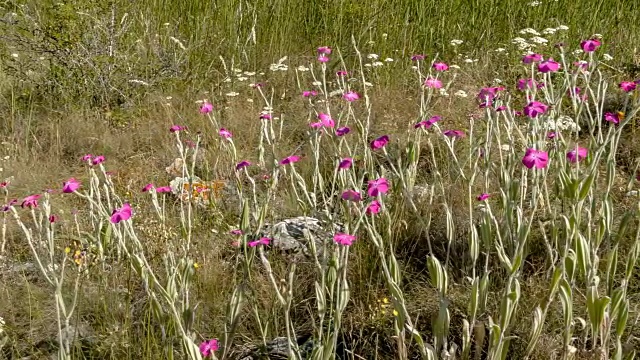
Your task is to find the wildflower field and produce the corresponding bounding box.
[2,0,640,359]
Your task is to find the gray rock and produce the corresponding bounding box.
[259,217,344,259]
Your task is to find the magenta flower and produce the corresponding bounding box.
[433,62,449,71]
[199,339,219,357]
[411,54,425,61]
[547,132,557,139]
[343,91,360,102]
[62,178,80,193]
[110,203,132,224]
[81,154,93,163]
[523,101,549,118]
[496,105,507,112]
[338,158,353,170]
[580,38,601,52]
[415,115,442,129]
[367,178,389,197]
[336,70,348,77]
[156,186,172,193]
[259,113,272,120]
[317,46,332,55]
[92,155,105,166]
[230,229,243,235]
[538,58,560,73]
[566,146,588,163]
[49,214,58,223]
[302,90,318,97]
[604,112,622,124]
[318,53,330,63]
[619,81,637,92]
[443,130,466,138]
[517,78,541,91]
[522,53,542,64]
[236,160,251,171]
[170,125,186,133]
[219,128,232,139]
[280,156,300,165]
[310,122,322,129]
[370,135,389,150]
[574,61,589,70]
[341,190,362,202]
[424,77,442,89]
[336,127,351,136]
[477,87,504,103]
[318,113,335,128]
[522,148,549,169]
[477,193,490,201]
[200,102,213,114]
[142,183,154,192]
[366,200,381,215]
[248,237,271,247]
[334,233,356,246]
[21,194,41,208]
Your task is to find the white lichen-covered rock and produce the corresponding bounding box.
[259,216,344,258]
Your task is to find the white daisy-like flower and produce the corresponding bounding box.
[225,92,239,97]
[384,58,394,62]
[495,48,507,52]
[367,53,379,60]
[450,39,464,46]
[312,81,322,86]
[236,76,248,81]
[541,28,557,35]
[244,71,256,76]
[557,25,569,30]
[297,65,310,72]
[372,61,384,67]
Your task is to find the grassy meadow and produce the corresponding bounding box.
[1,0,640,359]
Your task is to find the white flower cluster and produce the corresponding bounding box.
[544,115,581,132]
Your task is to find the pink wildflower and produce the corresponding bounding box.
[424,77,442,89]
[21,194,41,208]
[92,155,105,165]
[219,128,232,139]
[248,237,271,247]
[199,339,219,357]
[62,178,80,193]
[443,130,466,138]
[317,46,332,55]
[318,113,335,128]
[619,81,637,92]
[200,102,213,114]
[142,183,154,192]
[367,178,389,197]
[580,38,601,52]
[110,203,132,224]
[370,135,389,150]
[566,146,588,163]
[333,233,356,246]
[170,125,186,133]
[338,158,353,170]
[280,156,300,165]
[477,193,490,201]
[604,112,622,124]
[538,58,560,73]
[343,91,360,102]
[522,148,549,169]
[336,127,351,136]
[302,90,318,97]
[433,62,449,71]
[341,190,362,202]
[236,160,251,171]
[366,200,381,215]
[522,53,542,64]
[523,101,549,118]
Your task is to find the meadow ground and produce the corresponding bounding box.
[1,0,640,359]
